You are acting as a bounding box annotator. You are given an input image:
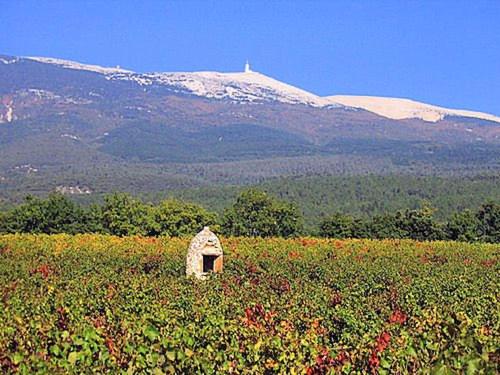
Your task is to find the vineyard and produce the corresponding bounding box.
[0,235,498,374]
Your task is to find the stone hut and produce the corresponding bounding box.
[186,226,223,279]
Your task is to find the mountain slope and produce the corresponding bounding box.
[18,55,500,124]
[326,95,500,123]
[0,54,499,199]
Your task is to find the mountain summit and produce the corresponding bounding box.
[18,56,500,124]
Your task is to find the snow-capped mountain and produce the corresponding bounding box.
[27,57,332,106]
[1,53,499,193]
[326,95,500,123]
[27,56,132,75]
[21,56,500,123]
[109,70,334,107]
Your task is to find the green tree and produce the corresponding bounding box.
[395,206,444,241]
[101,193,157,236]
[319,213,368,238]
[369,214,406,239]
[475,202,500,243]
[0,194,93,234]
[153,199,217,237]
[84,204,105,234]
[446,209,479,242]
[221,189,303,237]
[0,210,8,233]
[2,195,46,233]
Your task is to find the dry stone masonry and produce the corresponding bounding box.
[186,226,223,279]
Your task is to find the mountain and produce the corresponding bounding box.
[17,56,500,123]
[0,54,499,200]
[327,95,500,123]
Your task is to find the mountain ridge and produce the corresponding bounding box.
[17,55,500,124]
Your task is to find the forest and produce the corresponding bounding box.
[2,174,498,232]
[155,174,500,230]
[0,189,498,243]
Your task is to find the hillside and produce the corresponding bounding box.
[1,54,499,200]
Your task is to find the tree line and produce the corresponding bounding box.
[149,174,500,233]
[0,189,498,243]
[319,204,499,243]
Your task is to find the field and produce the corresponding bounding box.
[0,235,498,374]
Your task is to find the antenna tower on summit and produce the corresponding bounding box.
[244,60,251,73]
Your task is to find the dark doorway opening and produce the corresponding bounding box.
[203,255,218,273]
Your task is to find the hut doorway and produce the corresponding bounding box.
[203,255,219,273]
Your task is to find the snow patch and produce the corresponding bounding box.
[61,133,80,140]
[27,56,131,74]
[0,100,14,123]
[325,95,500,124]
[109,70,333,107]
[25,89,59,100]
[0,57,19,64]
[13,164,38,173]
[6,105,13,122]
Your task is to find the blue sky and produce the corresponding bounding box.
[2,0,500,114]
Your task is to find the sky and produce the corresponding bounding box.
[2,0,500,115]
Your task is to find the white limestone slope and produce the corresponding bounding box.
[120,70,333,107]
[26,56,332,106]
[27,56,132,74]
[22,56,500,123]
[325,95,500,123]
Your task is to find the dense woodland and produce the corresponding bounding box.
[155,175,500,231]
[3,174,498,232]
[1,152,499,205]
[0,189,498,243]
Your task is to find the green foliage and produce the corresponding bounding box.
[150,174,500,233]
[316,203,500,243]
[221,189,303,237]
[100,193,157,236]
[319,213,368,239]
[322,206,446,241]
[0,193,97,234]
[0,235,498,373]
[393,206,445,241]
[446,210,479,242]
[475,202,500,243]
[0,211,7,233]
[0,190,497,243]
[0,194,218,238]
[370,213,406,239]
[2,174,500,235]
[153,199,217,237]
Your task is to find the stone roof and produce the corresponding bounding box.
[187,226,222,256]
